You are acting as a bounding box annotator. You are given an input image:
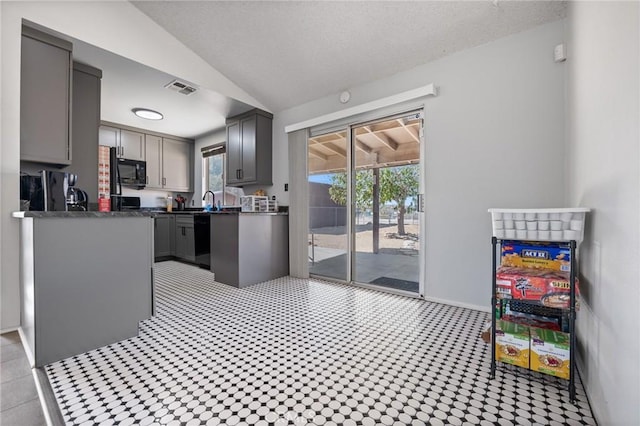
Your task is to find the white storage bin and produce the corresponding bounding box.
[258,198,279,212]
[489,208,590,243]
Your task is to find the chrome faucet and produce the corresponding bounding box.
[202,191,215,210]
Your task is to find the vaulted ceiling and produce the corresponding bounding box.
[132,1,566,113]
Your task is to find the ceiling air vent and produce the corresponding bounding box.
[164,79,197,96]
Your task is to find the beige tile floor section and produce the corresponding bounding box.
[0,331,46,425]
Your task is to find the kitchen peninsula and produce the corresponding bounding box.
[153,210,289,288]
[13,211,154,367]
[210,212,289,288]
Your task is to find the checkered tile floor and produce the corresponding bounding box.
[46,261,596,425]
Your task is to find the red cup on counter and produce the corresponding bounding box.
[98,197,111,212]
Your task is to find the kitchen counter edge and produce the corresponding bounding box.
[13,211,156,218]
[153,211,288,216]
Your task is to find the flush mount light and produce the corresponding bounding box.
[132,108,163,120]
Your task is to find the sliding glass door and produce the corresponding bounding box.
[308,111,424,295]
[307,130,349,281]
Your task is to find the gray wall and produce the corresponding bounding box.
[565,2,639,424]
[275,20,567,310]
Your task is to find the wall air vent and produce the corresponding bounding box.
[164,79,197,96]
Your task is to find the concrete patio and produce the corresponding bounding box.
[308,246,419,292]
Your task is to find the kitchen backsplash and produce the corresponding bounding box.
[121,188,195,208]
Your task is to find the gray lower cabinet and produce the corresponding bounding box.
[154,215,175,260]
[16,215,153,367]
[211,214,289,288]
[175,215,195,262]
[20,25,72,165]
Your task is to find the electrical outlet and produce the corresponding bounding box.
[284,183,288,192]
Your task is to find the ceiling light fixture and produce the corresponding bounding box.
[132,108,163,120]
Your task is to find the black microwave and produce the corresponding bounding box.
[110,148,146,189]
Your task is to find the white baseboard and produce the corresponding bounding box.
[17,327,35,368]
[18,327,55,426]
[1,326,19,334]
[422,295,491,313]
[31,369,54,426]
[308,275,491,312]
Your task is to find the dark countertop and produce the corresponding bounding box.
[153,211,289,216]
[13,211,155,218]
[13,210,288,219]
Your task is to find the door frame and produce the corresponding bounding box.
[308,107,427,299]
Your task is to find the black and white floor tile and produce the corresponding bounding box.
[46,261,596,425]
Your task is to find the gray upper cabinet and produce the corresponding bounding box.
[239,116,257,183]
[99,125,144,160]
[20,26,72,165]
[67,62,102,203]
[120,129,145,161]
[226,121,241,185]
[226,109,273,186]
[145,134,163,188]
[99,123,193,192]
[98,125,119,149]
[162,138,192,192]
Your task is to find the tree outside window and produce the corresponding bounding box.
[329,164,419,235]
[203,153,244,206]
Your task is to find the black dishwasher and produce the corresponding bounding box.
[193,214,210,269]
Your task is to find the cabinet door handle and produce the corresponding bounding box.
[162,177,166,186]
[239,169,243,179]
